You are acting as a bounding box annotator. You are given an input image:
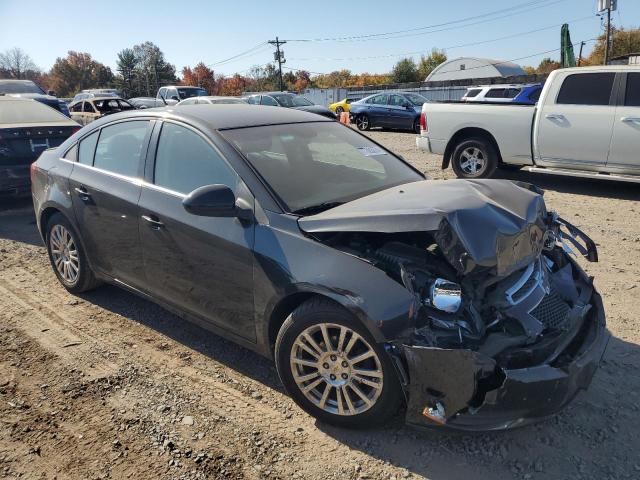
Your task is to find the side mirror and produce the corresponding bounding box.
[170,95,179,101]
[405,104,413,110]
[182,184,252,220]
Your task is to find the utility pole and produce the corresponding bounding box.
[578,41,585,66]
[604,4,611,65]
[269,37,286,91]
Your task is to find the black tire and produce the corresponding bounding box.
[45,213,101,293]
[450,137,498,179]
[335,106,344,115]
[355,114,370,131]
[413,118,421,134]
[275,298,403,429]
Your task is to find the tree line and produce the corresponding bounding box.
[1,27,638,98]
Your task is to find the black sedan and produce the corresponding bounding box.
[31,105,607,430]
[244,92,336,119]
[349,92,429,133]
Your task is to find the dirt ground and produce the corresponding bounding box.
[1,130,639,480]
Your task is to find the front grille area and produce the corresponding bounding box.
[530,290,571,330]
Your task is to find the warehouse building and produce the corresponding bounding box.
[426,57,526,82]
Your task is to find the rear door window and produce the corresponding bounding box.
[83,102,96,113]
[625,73,640,107]
[485,88,506,98]
[556,73,615,105]
[464,89,481,98]
[153,122,237,194]
[93,121,150,177]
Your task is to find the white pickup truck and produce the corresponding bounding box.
[417,65,640,183]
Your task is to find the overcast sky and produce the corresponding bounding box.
[1,0,637,75]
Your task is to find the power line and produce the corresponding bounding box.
[283,0,568,43]
[288,16,594,63]
[207,42,269,67]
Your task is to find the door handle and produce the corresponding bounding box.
[141,214,164,229]
[74,186,91,200]
[545,113,565,120]
[621,117,640,123]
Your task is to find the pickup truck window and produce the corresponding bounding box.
[625,73,640,107]
[557,73,615,106]
[465,89,481,98]
[485,88,506,98]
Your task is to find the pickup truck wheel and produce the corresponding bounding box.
[451,138,498,179]
[356,114,370,131]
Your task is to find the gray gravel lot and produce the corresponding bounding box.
[0,129,639,479]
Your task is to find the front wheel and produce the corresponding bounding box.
[355,114,370,131]
[335,106,344,115]
[451,137,498,179]
[275,298,402,428]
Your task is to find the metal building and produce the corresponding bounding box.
[426,57,526,82]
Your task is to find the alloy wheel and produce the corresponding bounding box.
[459,147,486,175]
[49,224,80,285]
[289,323,383,416]
[356,116,369,130]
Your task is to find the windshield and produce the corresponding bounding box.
[0,99,69,123]
[273,94,314,107]
[0,81,45,95]
[221,122,422,213]
[404,93,428,106]
[178,87,208,99]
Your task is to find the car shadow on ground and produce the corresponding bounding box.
[0,198,41,246]
[493,168,640,202]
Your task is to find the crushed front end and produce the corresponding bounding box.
[395,215,608,430]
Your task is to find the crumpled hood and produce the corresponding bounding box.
[298,179,548,277]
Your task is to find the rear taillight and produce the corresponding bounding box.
[30,162,39,182]
[420,111,427,133]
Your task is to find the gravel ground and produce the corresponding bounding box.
[1,129,639,480]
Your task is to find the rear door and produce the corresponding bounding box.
[606,72,640,174]
[69,102,84,124]
[368,94,388,126]
[137,121,256,339]
[83,101,98,125]
[536,72,616,169]
[68,119,152,287]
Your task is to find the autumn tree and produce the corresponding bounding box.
[46,51,114,97]
[218,74,248,96]
[0,47,39,79]
[181,62,217,94]
[585,26,640,65]
[417,49,447,80]
[536,57,561,74]
[391,58,419,84]
[293,70,311,91]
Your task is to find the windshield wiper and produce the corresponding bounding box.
[293,201,344,216]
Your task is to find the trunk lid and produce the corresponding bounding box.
[0,125,78,166]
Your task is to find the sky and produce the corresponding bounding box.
[0,0,638,76]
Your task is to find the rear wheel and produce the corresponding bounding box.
[275,298,402,428]
[356,114,370,131]
[46,213,101,293]
[451,137,498,179]
[413,118,420,134]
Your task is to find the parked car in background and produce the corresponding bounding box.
[244,92,336,119]
[71,90,120,103]
[0,97,78,196]
[31,105,606,431]
[0,79,70,117]
[177,96,247,106]
[156,86,207,106]
[349,92,429,133]
[128,97,164,109]
[328,97,356,114]
[68,97,135,125]
[462,84,543,105]
[417,65,640,182]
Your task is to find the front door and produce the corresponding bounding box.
[536,72,617,169]
[607,72,640,174]
[387,94,415,129]
[68,119,152,287]
[138,121,256,340]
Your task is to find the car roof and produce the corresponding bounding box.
[83,104,334,131]
[0,79,36,85]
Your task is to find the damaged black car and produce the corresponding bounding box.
[32,105,608,431]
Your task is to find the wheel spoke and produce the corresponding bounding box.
[336,326,347,353]
[335,387,345,415]
[295,339,321,360]
[318,384,331,408]
[349,382,372,406]
[343,333,358,356]
[353,375,381,389]
[353,368,383,379]
[292,358,317,368]
[294,371,320,384]
[349,350,375,365]
[302,377,324,393]
[342,386,356,415]
[302,333,324,357]
[319,324,333,351]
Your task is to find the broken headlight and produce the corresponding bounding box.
[428,278,462,313]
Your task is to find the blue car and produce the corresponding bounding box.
[462,84,543,105]
[349,92,429,133]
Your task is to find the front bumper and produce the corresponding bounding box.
[401,290,608,431]
[0,165,30,197]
